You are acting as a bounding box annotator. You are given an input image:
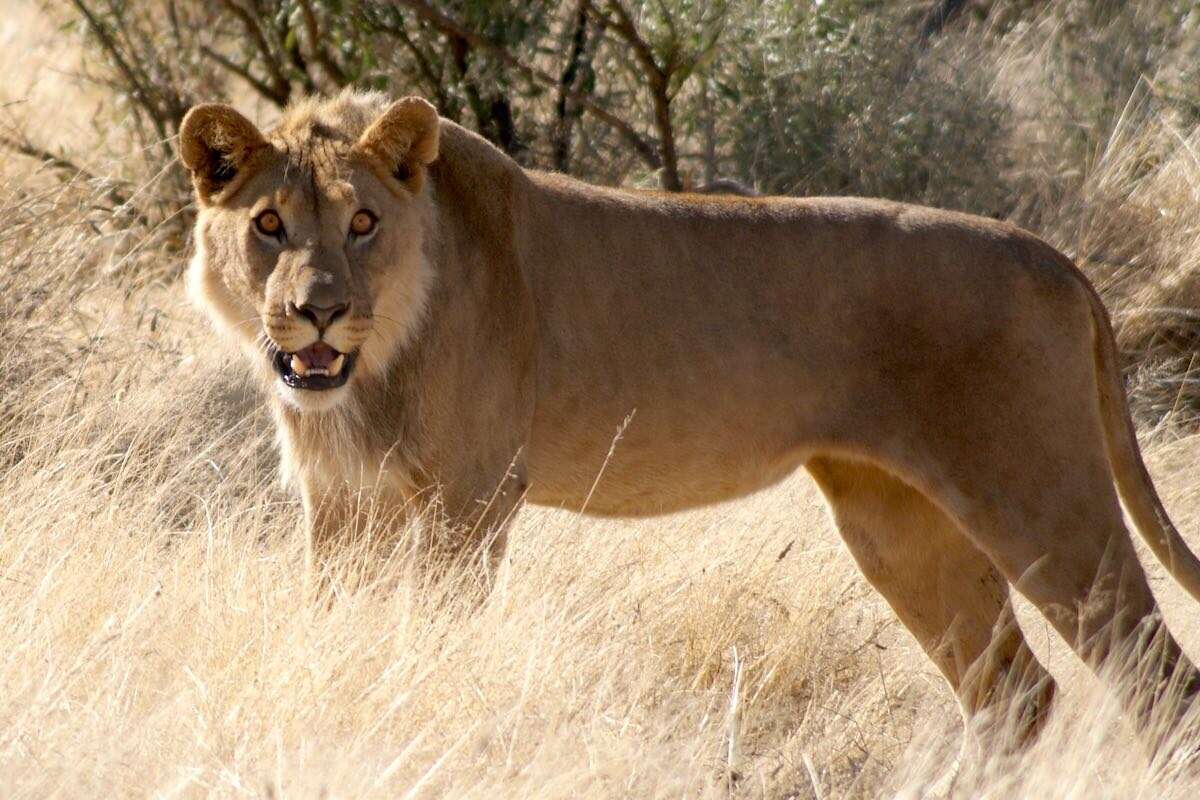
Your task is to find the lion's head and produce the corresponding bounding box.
[180,92,440,412]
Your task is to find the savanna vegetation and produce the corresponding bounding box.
[3,0,1200,796]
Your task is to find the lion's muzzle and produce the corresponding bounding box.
[271,341,358,391]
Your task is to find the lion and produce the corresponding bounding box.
[180,90,1200,750]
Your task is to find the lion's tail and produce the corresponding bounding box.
[1081,271,1200,602]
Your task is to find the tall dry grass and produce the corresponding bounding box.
[3,1,1200,797]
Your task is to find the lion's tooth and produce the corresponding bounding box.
[330,354,345,375]
[291,355,308,376]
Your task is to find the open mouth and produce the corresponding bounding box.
[270,342,357,391]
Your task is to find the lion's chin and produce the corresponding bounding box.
[275,381,352,413]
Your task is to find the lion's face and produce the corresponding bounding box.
[180,96,439,412]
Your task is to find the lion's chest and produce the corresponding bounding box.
[276,417,420,503]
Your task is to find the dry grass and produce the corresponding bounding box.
[4,2,1200,797]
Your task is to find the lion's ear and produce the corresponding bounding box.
[179,104,268,203]
[353,97,440,192]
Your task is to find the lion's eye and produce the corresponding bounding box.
[255,210,284,238]
[350,210,377,238]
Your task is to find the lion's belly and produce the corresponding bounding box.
[525,453,809,516]
[525,397,817,516]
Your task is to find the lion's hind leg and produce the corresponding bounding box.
[807,455,1056,748]
[920,429,1200,753]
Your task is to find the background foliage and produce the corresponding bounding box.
[34,1,1196,208]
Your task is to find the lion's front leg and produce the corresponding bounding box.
[300,476,410,577]
[418,458,529,583]
[297,453,528,594]
[301,480,354,574]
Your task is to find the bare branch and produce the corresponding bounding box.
[0,134,148,225]
[554,1,592,172]
[596,0,665,88]
[200,46,290,107]
[586,0,682,189]
[298,0,349,86]
[387,0,661,170]
[397,25,448,107]
[364,11,453,112]
[69,0,164,135]
[0,134,97,179]
[216,0,292,105]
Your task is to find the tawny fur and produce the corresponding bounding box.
[181,90,1200,750]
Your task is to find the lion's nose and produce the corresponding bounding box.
[292,301,348,333]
